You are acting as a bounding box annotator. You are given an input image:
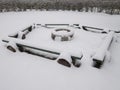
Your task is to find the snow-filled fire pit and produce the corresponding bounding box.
[51,28,74,41]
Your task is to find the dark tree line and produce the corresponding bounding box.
[0,0,120,15]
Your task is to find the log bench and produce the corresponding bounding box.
[92,31,114,68]
[2,37,83,67]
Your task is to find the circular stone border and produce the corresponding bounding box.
[51,28,74,41]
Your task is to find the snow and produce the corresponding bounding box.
[0,11,120,90]
[92,31,114,61]
[24,26,104,54]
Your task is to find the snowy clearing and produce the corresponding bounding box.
[0,11,120,90]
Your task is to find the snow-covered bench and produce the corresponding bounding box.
[82,26,112,33]
[92,31,114,68]
[37,24,81,29]
[8,24,34,39]
[2,37,83,68]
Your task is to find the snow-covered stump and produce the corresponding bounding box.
[70,24,81,29]
[17,31,26,39]
[102,28,110,33]
[71,57,81,67]
[57,52,82,68]
[57,52,72,67]
[5,41,18,52]
[17,44,25,52]
[92,31,114,68]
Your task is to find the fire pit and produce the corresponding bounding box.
[51,28,74,41]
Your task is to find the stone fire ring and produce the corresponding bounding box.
[51,28,74,41]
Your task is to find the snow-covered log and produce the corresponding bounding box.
[57,52,72,67]
[70,24,81,29]
[92,31,114,68]
[102,28,110,33]
[71,56,82,67]
[5,40,18,52]
[9,31,26,39]
[17,31,26,39]
[21,25,33,32]
[45,24,70,28]
[82,26,113,34]
[8,32,18,38]
[24,47,59,60]
[18,25,35,39]
[82,26,104,33]
[57,52,82,67]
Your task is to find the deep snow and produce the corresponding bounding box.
[0,11,120,90]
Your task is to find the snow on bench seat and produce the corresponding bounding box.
[8,24,34,38]
[92,31,114,68]
[82,26,104,33]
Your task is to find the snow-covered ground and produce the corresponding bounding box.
[0,11,120,90]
